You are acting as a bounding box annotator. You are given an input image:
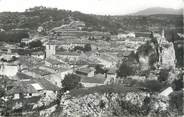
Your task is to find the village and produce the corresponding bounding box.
[0,16,183,117]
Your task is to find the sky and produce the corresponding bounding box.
[0,0,183,15]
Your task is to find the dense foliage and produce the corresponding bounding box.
[61,74,82,91]
[95,64,107,74]
[158,69,170,82]
[28,40,43,49]
[0,31,29,43]
[117,62,134,78]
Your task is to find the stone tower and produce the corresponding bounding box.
[45,43,56,58]
[161,29,165,39]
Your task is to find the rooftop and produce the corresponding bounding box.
[45,58,64,65]
[80,74,106,84]
[76,67,94,74]
[7,78,60,95]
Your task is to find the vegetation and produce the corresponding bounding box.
[172,73,183,91]
[117,62,134,78]
[95,64,107,74]
[84,44,92,52]
[69,84,141,97]
[0,6,182,33]
[169,91,184,115]
[158,69,170,82]
[0,87,5,98]
[28,40,43,49]
[0,31,29,43]
[139,80,167,92]
[62,74,82,92]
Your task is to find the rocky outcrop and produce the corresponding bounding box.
[159,42,176,69]
[58,91,173,117]
[135,31,176,72]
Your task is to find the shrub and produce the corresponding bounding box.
[140,80,166,92]
[158,69,169,82]
[117,62,134,78]
[62,74,82,92]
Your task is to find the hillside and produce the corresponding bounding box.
[0,6,121,33]
[131,7,182,16]
[0,6,183,33]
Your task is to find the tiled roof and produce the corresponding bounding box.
[45,58,64,65]
[76,67,93,74]
[7,78,60,95]
[56,51,80,56]
[15,72,34,80]
[80,74,106,84]
[30,68,52,76]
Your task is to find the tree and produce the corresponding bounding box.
[61,74,82,91]
[172,73,183,91]
[20,42,26,48]
[28,40,43,49]
[141,80,166,92]
[0,31,29,43]
[95,65,107,74]
[158,69,169,82]
[105,36,111,41]
[84,44,92,52]
[0,87,5,98]
[117,62,134,78]
[170,91,183,115]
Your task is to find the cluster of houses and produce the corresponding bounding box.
[0,19,160,112]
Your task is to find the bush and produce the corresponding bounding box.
[95,65,107,74]
[84,44,92,52]
[117,62,134,78]
[140,80,166,92]
[62,74,82,92]
[169,91,184,115]
[158,69,169,82]
[0,31,29,43]
[28,40,43,49]
[172,73,183,91]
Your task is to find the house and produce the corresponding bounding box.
[56,51,81,61]
[159,87,173,97]
[45,68,73,87]
[45,58,65,68]
[106,68,117,79]
[21,38,31,44]
[6,78,60,100]
[117,32,135,39]
[79,73,107,88]
[75,67,95,77]
[94,54,118,68]
[135,32,151,38]
[23,68,52,78]
[0,53,20,62]
[0,63,19,77]
[18,56,45,69]
[31,51,45,59]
